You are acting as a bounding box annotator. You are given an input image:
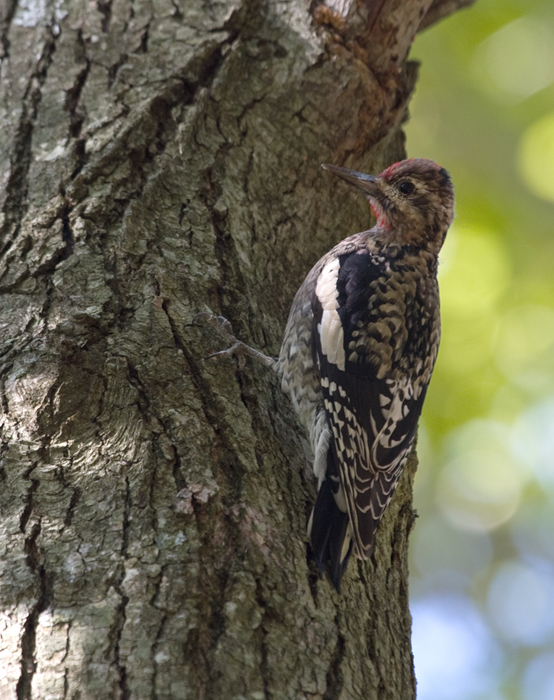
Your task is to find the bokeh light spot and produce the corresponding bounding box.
[413,514,493,581]
[487,560,554,645]
[439,224,510,318]
[512,398,554,487]
[522,653,554,700]
[439,314,498,374]
[437,420,529,532]
[412,595,501,700]
[473,18,554,102]
[519,113,554,202]
[495,305,554,378]
[511,501,554,565]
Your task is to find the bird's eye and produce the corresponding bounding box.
[398,181,415,195]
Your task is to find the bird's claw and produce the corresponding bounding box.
[194,311,277,371]
[193,312,235,340]
[194,313,248,369]
[206,342,247,371]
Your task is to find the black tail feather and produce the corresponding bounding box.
[309,477,353,592]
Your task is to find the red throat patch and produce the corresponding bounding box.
[370,201,389,230]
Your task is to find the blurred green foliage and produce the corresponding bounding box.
[405,1,554,698]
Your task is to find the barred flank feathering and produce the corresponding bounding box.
[279,158,455,590]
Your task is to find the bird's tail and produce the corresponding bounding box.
[308,477,353,592]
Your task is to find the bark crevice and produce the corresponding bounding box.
[1,26,59,252]
[16,519,53,700]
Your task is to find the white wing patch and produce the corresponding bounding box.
[315,258,345,370]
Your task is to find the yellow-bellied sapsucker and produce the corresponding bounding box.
[197,158,454,591]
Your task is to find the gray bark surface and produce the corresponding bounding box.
[0,0,472,698]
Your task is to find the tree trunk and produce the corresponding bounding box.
[0,0,472,698]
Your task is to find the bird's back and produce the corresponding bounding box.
[279,232,441,589]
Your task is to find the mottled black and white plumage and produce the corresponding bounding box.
[279,159,454,589]
[197,158,454,592]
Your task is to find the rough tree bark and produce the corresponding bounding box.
[0,0,473,698]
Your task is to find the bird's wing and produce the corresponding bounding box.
[312,249,433,558]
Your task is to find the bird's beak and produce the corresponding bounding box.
[321,164,380,197]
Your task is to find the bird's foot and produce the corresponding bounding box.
[194,312,277,371]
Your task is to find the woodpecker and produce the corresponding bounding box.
[197,158,454,591]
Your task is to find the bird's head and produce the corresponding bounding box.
[322,158,454,253]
